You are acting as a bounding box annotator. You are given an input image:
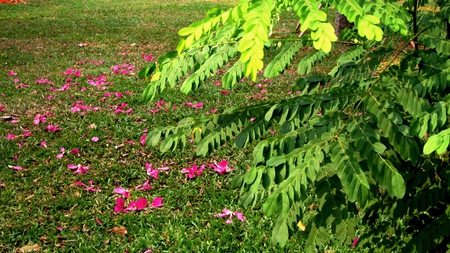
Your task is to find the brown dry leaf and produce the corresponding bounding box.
[114,143,125,149]
[87,123,97,130]
[33,176,42,183]
[108,226,127,236]
[103,239,110,245]
[74,191,80,197]
[16,244,42,252]
[25,194,34,201]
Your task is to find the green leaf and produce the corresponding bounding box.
[372,142,386,154]
[272,221,289,247]
[436,134,449,155]
[391,173,406,198]
[424,134,441,155]
[266,156,286,167]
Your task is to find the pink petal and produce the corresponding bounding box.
[8,165,23,170]
[135,198,149,210]
[150,197,163,208]
[22,130,32,137]
[234,211,246,222]
[91,136,99,142]
[193,102,203,109]
[352,238,359,248]
[135,180,152,191]
[140,134,147,146]
[6,134,17,140]
[76,181,86,187]
[68,164,78,169]
[124,201,137,212]
[95,218,103,225]
[113,187,130,198]
[114,198,125,212]
[197,164,205,176]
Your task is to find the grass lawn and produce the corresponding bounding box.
[0,0,350,252]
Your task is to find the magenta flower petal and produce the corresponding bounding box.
[8,165,23,170]
[135,198,149,210]
[91,136,99,142]
[76,181,86,187]
[214,208,245,224]
[235,211,246,222]
[211,160,235,175]
[135,180,152,191]
[352,238,359,248]
[6,134,17,140]
[95,218,103,225]
[145,163,159,179]
[113,187,130,198]
[150,197,163,208]
[181,164,204,178]
[140,134,147,146]
[114,198,125,212]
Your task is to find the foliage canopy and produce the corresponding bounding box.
[140,0,450,251]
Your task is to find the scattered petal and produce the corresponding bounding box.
[352,238,359,248]
[114,198,125,213]
[8,165,23,170]
[135,180,152,191]
[214,208,246,224]
[6,133,17,140]
[181,164,205,179]
[95,218,103,226]
[150,197,163,208]
[91,136,99,142]
[140,134,147,146]
[209,160,235,175]
[125,198,148,212]
[45,124,61,132]
[113,187,130,198]
[142,53,153,61]
[7,71,17,76]
[145,163,159,179]
[67,164,89,174]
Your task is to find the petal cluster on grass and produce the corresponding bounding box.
[135,180,152,191]
[214,208,246,224]
[76,180,101,192]
[2,53,249,251]
[181,164,205,179]
[208,160,235,175]
[114,197,163,213]
[145,163,169,179]
[68,164,89,174]
[113,187,131,198]
[45,124,61,132]
[8,165,23,170]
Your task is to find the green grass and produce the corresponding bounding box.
[0,0,355,252]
